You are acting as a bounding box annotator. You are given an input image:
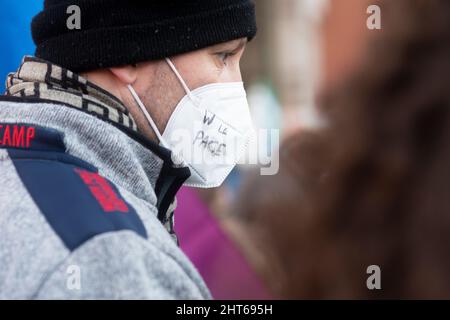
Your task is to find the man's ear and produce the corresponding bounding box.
[109,65,137,85]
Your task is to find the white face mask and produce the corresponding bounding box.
[128,58,254,188]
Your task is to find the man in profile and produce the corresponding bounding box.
[0,0,256,299]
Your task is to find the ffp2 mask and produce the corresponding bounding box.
[128,58,254,188]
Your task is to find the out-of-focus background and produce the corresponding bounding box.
[0,2,41,88]
[1,0,376,299]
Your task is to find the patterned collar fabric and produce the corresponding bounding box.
[5,56,138,132]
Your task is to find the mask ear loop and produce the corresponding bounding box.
[127,59,188,147]
[127,84,168,148]
[165,58,200,105]
[127,84,186,166]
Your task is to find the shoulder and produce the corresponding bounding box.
[8,148,148,251]
[35,230,210,299]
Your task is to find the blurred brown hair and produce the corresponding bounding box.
[236,0,450,299]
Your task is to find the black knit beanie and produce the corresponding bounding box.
[31,0,257,73]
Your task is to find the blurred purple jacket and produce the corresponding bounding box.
[175,187,272,300]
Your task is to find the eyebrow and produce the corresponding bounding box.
[233,39,248,51]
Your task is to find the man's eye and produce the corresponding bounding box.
[217,52,234,65]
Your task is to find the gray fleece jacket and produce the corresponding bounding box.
[0,58,212,300]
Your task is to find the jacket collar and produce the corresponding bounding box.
[0,95,190,226]
[5,56,138,132]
